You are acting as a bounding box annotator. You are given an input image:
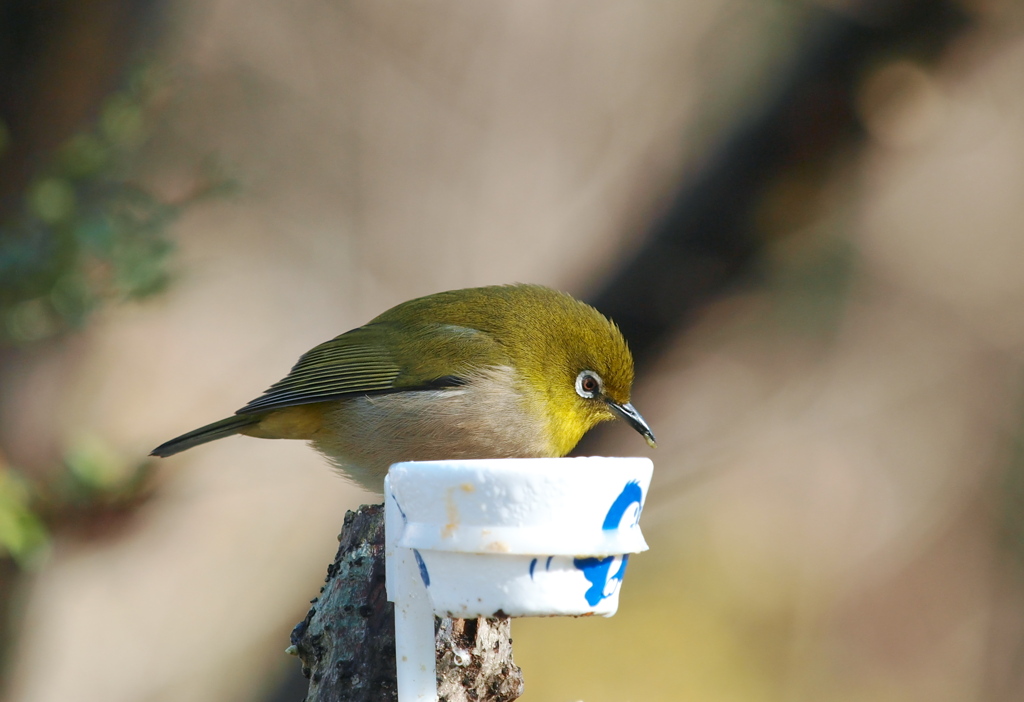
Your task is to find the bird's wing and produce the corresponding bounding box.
[235,322,502,414]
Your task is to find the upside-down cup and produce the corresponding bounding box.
[385,456,652,618]
[384,457,653,701]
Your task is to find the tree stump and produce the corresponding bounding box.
[290,504,524,701]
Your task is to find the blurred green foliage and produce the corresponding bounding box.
[0,62,230,567]
[0,465,47,567]
[0,433,154,568]
[0,62,230,347]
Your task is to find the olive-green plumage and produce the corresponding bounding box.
[152,284,654,491]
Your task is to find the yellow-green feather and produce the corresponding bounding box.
[154,284,637,465]
[360,284,635,455]
[237,320,507,414]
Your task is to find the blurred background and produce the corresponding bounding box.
[1,0,1023,700]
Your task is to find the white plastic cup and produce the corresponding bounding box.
[385,456,653,701]
[386,457,652,619]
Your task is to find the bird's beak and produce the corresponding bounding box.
[606,400,657,449]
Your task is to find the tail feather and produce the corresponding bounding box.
[151,414,261,457]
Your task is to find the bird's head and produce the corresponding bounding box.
[496,286,656,456]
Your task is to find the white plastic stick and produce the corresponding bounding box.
[385,476,437,702]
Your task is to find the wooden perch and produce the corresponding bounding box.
[290,504,524,701]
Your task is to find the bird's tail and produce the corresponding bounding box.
[151,414,261,457]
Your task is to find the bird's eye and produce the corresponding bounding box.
[575,370,602,398]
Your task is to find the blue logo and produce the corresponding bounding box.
[573,555,629,606]
[413,549,430,587]
[602,481,643,530]
[572,481,644,606]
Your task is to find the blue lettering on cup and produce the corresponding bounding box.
[574,555,630,606]
[602,481,643,530]
[388,488,408,523]
[413,549,430,587]
[573,481,644,606]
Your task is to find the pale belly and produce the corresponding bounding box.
[310,369,555,492]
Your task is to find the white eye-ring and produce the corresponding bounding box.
[575,370,603,399]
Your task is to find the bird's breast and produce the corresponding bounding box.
[310,365,556,490]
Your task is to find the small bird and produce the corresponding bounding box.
[152,284,655,491]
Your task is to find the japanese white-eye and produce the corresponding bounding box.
[152,284,655,491]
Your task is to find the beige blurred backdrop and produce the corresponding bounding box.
[4,1,1024,701]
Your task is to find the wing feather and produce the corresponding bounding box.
[237,338,401,413]
[235,322,506,415]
